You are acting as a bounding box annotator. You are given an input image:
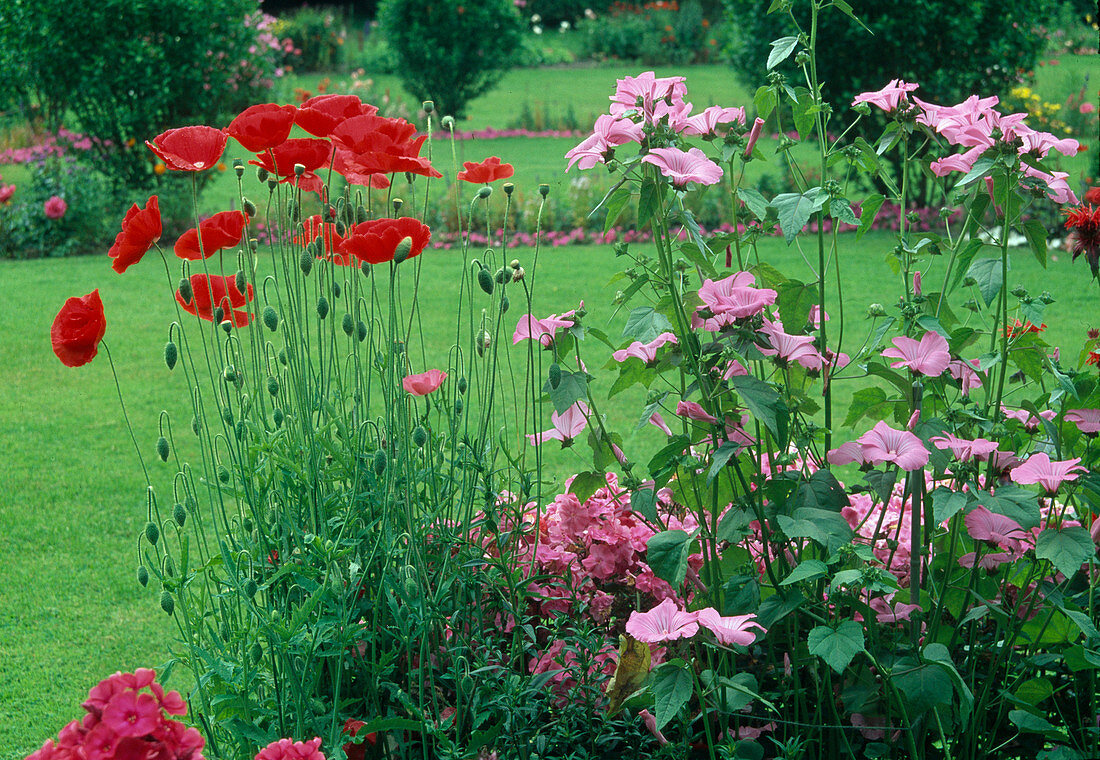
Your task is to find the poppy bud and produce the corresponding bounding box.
[235,421,246,440]
[404,172,414,184]
[235,270,247,293]
[273,408,284,427]
[160,591,174,616]
[267,376,279,396]
[457,377,467,394]
[332,281,341,298]
[279,348,288,366]
[191,415,201,436]
[173,502,187,526]
[267,177,278,191]
[373,449,387,476]
[256,166,270,183]
[356,204,368,223]
[242,197,257,216]
[250,642,262,662]
[423,100,435,113]
[223,365,237,383]
[300,250,313,275]
[393,198,403,214]
[137,565,149,587]
[510,259,520,269]
[412,425,428,447]
[442,115,455,131]
[294,163,306,177]
[335,220,346,236]
[454,398,464,415]
[548,363,562,389]
[357,320,367,341]
[867,303,887,318]
[217,465,230,484]
[156,436,170,462]
[178,277,193,303]
[392,235,414,264]
[263,305,279,331]
[477,267,494,295]
[244,578,258,598]
[317,296,329,319]
[342,312,354,336]
[213,305,225,324]
[287,200,300,223]
[164,341,178,370]
[494,267,507,284]
[504,182,514,196]
[512,267,525,282]
[233,159,244,177]
[476,329,490,356]
[500,295,510,313]
[539,184,550,197]
[145,521,160,545]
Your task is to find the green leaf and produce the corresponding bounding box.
[1021,218,1048,268]
[707,440,742,487]
[569,471,606,503]
[954,156,996,188]
[652,661,694,730]
[543,370,587,415]
[738,188,772,221]
[1035,526,1094,579]
[753,85,777,120]
[864,469,899,503]
[776,280,818,332]
[792,470,849,512]
[601,186,633,233]
[772,188,827,244]
[829,199,859,226]
[638,176,666,227]
[894,660,953,716]
[844,386,890,427]
[791,86,819,138]
[766,36,799,70]
[776,508,853,553]
[732,374,788,445]
[609,359,649,398]
[1009,710,1068,741]
[950,239,985,292]
[808,620,865,673]
[781,559,829,585]
[923,643,974,724]
[967,256,1004,307]
[647,530,693,588]
[623,306,673,343]
[631,487,658,523]
[932,487,968,523]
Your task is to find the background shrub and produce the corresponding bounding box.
[274,5,345,71]
[378,0,525,120]
[578,1,722,65]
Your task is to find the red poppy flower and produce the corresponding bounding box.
[402,369,447,396]
[174,210,248,261]
[145,126,227,172]
[457,156,514,184]
[296,94,379,138]
[339,217,432,265]
[52,289,107,367]
[342,719,378,760]
[176,274,254,327]
[331,114,442,181]
[295,214,351,264]
[108,195,162,274]
[249,138,333,196]
[225,103,298,153]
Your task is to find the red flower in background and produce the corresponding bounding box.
[1084,186,1100,205]
[225,103,298,152]
[457,156,514,184]
[1004,318,1046,339]
[146,126,227,172]
[295,214,350,264]
[296,94,379,137]
[109,196,162,274]
[177,274,254,327]
[1064,204,1100,279]
[339,217,431,265]
[174,210,248,260]
[44,195,67,219]
[249,138,333,195]
[51,290,106,367]
[341,719,378,760]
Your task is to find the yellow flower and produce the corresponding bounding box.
[154,163,167,176]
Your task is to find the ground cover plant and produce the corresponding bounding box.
[5,1,1100,759]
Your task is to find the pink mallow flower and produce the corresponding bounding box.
[1002,407,1056,432]
[625,597,699,643]
[881,331,950,376]
[681,105,746,137]
[609,71,688,122]
[758,320,823,369]
[1009,452,1086,494]
[612,332,676,364]
[675,400,718,424]
[930,432,999,462]
[828,421,929,471]
[513,308,577,347]
[696,608,765,646]
[641,146,723,189]
[402,369,446,396]
[852,79,919,113]
[1066,408,1100,436]
[948,358,983,396]
[527,401,589,445]
[44,195,68,219]
[565,115,645,171]
[695,272,777,325]
[744,117,765,158]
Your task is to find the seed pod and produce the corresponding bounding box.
[539,184,550,197]
[316,296,329,320]
[510,259,520,269]
[217,466,230,484]
[477,268,494,295]
[500,295,509,314]
[164,341,178,370]
[392,198,403,214]
[160,591,175,616]
[137,565,149,587]
[278,349,288,366]
[233,159,244,176]
[373,449,387,477]
[342,313,354,336]
[454,398,464,415]
[299,250,313,275]
[242,197,257,216]
[235,270,246,293]
[220,319,233,334]
[262,306,279,332]
[267,376,279,397]
[357,320,367,342]
[503,182,514,196]
[273,408,284,427]
[423,100,435,113]
[173,502,187,527]
[457,377,468,394]
[548,363,562,389]
[412,425,428,448]
[213,305,225,324]
[256,166,270,183]
[145,521,160,545]
[178,277,193,302]
[244,578,258,598]
[191,415,201,436]
[156,436,170,462]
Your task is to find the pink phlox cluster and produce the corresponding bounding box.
[852,79,919,113]
[27,670,202,760]
[528,638,620,704]
[255,738,325,760]
[841,485,919,587]
[612,331,676,364]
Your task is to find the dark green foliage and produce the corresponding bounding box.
[578,0,721,65]
[378,0,525,119]
[277,5,345,71]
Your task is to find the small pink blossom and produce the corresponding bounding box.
[612,332,676,364]
[852,79,919,113]
[1010,452,1086,494]
[565,115,645,171]
[931,432,999,462]
[964,505,1029,551]
[402,369,446,396]
[675,400,718,424]
[948,358,983,396]
[0,184,15,203]
[881,331,950,376]
[681,105,746,136]
[513,309,576,347]
[696,608,765,646]
[696,272,777,323]
[744,117,765,157]
[44,195,68,219]
[649,412,673,436]
[641,146,723,189]
[758,320,823,369]
[1065,408,1100,435]
[527,401,589,445]
[639,709,669,745]
[625,598,699,643]
[255,738,325,760]
[1002,407,1055,431]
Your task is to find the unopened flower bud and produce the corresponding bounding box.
[476,329,491,356]
[548,363,562,389]
[294,163,305,177]
[357,320,367,341]
[273,408,284,427]
[164,341,178,370]
[794,50,810,65]
[217,465,230,484]
[1011,286,1028,298]
[373,449,387,476]
[334,220,346,236]
[454,398,464,415]
[503,182,514,196]
[278,349,288,366]
[178,278,193,302]
[500,294,510,313]
[477,185,492,199]
[256,166,270,183]
[394,236,414,263]
[235,270,246,293]
[262,305,279,331]
[160,591,174,616]
[457,377,468,394]
[393,198,403,214]
[317,296,329,319]
[145,521,160,545]
[342,312,354,336]
[512,266,525,282]
[356,204,368,223]
[494,267,507,284]
[442,115,455,131]
[244,578,258,598]
[213,305,225,323]
[1039,291,1055,304]
[853,102,872,116]
[538,184,550,197]
[477,267,494,295]
[867,303,887,318]
[223,365,237,384]
[191,415,200,436]
[233,159,244,177]
[173,502,187,527]
[267,376,279,397]
[242,197,257,216]
[137,565,149,587]
[423,100,435,113]
[412,425,428,448]
[300,250,313,275]
[156,436,170,462]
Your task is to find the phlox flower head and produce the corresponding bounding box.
[641,147,723,189]
[881,331,950,376]
[625,598,699,643]
[1009,452,1086,494]
[255,738,325,760]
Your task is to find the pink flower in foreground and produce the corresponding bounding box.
[564,115,644,171]
[612,332,676,364]
[402,369,446,396]
[696,272,777,323]
[675,400,718,424]
[681,105,746,136]
[1010,452,1086,494]
[852,79,919,113]
[931,432,999,462]
[1002,407,1056,431]
[639,709,669,746]
[255,738,325,760]
[881,331,950,376]
[964,505,1029,551]
[1066,408,1100,435]
[513,309,577,348]
[609,71,688,121]
[758,320,823,369]
[829,421,929,471]
[696,608,765,646]
[641,146,723,189]
[949,358,983,396]
[527,401,589,445]
[649,412,673,436]
[44,195,68,220]
[625,598,699,643]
